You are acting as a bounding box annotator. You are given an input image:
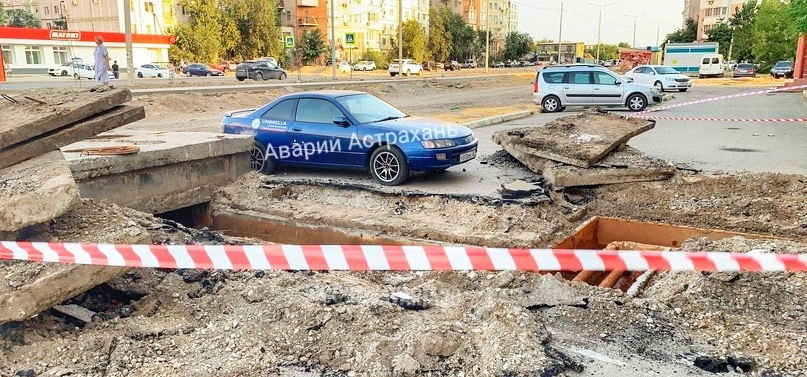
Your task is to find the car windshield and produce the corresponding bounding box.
[336,94,407,124]
[654,66,679,74]
[774,62,792,67]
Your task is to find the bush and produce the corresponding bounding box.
[363,48,388,70]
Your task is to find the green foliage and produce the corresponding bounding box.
[362,48,388,69]
[401,19,427,62]
[300,29,326,65]
[664,18,698,45]
[706,23,733,56]
[475,29,488,64]
[503,31,533,61]
[427,6,453,61]
[167,24,195,64]
[618,42,631,48]
[535,38,554,43]
[53,19,67,30]
[219,10,241,60]
[4,8,39,28]
[179,0,221,63]
[729,0,758,61]
[584,44,620,61]
[0,3,5,25]
[752,0,798,72]
[446,11,475,60]
[791,0,807,32]
[223,0,283,61]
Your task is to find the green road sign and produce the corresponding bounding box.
[285,36,295,48]
[345,33,355,45]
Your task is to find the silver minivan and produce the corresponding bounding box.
[532,64,662,112]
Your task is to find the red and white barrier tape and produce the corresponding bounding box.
[1,242,806,272]
[627,83,807,117]
[629,115,807,122]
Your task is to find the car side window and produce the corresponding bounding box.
[593,72,618,85]
[566,71,592,84]
[634,67,646,74]
[712,57,720,64]
[140,64,149,68]
[261,99,297,121]
[543,72,564,83]
[296,99,344,124]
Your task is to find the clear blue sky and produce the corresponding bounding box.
[515,0,684,47]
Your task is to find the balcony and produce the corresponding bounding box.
[297,0,317,6]
[298,16,319,26]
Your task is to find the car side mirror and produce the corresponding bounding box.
[615,81,622,85]
[332,115,350,126]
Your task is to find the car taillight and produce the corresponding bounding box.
[533,81,538,93]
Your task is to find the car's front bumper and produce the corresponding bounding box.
[664,81,691,89]
[407,141,479,171]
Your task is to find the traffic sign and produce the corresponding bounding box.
[345,33,355,45]
[285,36,295,48]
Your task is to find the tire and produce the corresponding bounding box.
[206,72,212,77]
[157,73,163,78]
[678,88,688,92]
[73,73,79,79]
[251,141,275,174]
[626,93,648,111]
[237,77,245,82]
[417,69,422,76]
[405,69,410,76]
[137,72,143,78]
[369,145,409,186]
[186,71,192,77]
[654,81,663,92]
[698,75,703,79]
[61,70,68,76]
[279,73,287,80]
[541,95,562,113]
[390,73,397,77]
[255,72,263,81]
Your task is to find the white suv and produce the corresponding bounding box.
[532,64,662,112]
[389,59,422,77]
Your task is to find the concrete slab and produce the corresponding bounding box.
[492,110,655,168]
[0,105,145,170]
[0,88,131,149]
[0,150,81,232]
[63,130,253,213]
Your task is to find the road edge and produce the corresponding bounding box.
[463,110,535,129]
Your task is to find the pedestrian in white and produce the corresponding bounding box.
[91,35,111,92]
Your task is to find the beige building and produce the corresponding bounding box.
[682,0,700,27]
[3,0,167,33]
[696,0,748,41]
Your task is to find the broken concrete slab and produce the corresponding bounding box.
[492,109,655,168]
[63,130,253,214]
[53,304,95,323]
[0,150,82,232]
[0,88,132,150]
[500,179,543,199]
[0,105,145,170]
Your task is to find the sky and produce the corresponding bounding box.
[515,0,685,48]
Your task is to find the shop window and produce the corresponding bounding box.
[25,46,42,65]
[1,46,13,65]
[53,46,68,64]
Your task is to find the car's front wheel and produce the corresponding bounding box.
[369,146,409,186]
[61,70,68,76]
[279,73,287,80]
[541,95,562,113]
[255,72,263,81]
[678,88,688,92]
[654,81,663,92]
[626,93,648,111]
[251,141,275,174]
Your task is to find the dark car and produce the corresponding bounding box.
[733,63,756,78]
[236,60,287,81]
[492,61,505,68]
[184,63,224,77]
[421,61,436,71]
[770,61,794,79]
[444,61,461,71]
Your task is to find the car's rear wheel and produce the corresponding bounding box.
[255,72,263,81]
[206,72,212,76]
[369,146,409,186]
[73,73,79,79]
[137,72,144,78]
[61,70,68,76]
[186,71,192,77]
[251,141,275,174]
[157,73,163,78]
[405,69,410,76]
[626,93,648,111]
[237,77,245,81]
[541,95,562,113]
[279,73,287,80]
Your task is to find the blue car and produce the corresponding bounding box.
[221,90,478,185]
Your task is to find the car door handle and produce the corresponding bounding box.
[594,87,600,90]
[564,87,570,89]
[291,127,302,132]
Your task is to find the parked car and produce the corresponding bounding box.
[533,64,662,113]
[135,63,171,78]
[388,59,422,77]
[770,61,794,79]
[624,65,692,92]
[492,61,505,68]
[421,61,436,71]
[462,59,477,68]
[337,61,352,72]
[184,63,224,77]
[732,63,757,78]
[212,60,237,72]
[444,61,461,71]
[352,61,377,71]
[72,63,114,80]
[235,60,287,81]
[48,62,75,76]
[698,54,725,78]
[220,90,478,186]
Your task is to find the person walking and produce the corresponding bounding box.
[111,60,119,79]
[90,35,111,92]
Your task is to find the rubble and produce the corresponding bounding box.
[499,179,544,199]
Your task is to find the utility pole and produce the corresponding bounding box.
[330,0,336,80]
[485,10,489,73]
[650,21,666,48]
[557,2,563,64]
[625,13,646,48]
[589,2,614,63]
[123,0,133,86]
[398,0,402,65]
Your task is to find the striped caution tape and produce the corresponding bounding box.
[627,83,807,117]
[628,116,807,122]
[1,242,806,272]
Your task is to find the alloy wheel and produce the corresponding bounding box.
[249,146,265,172]
[372,151,400,183]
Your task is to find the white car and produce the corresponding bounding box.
[135,63,171,78]
[388,59,423,77]
[624,65,692,92]
[72,63,114,80]
[48,62,76,76]
[353,60,376,71]
[337,61,352,72]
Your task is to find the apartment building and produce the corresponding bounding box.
[3,0,166,34]
[682,0,700,27]
[430,0,516,56]
[696,0,748,41]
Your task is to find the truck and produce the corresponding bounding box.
[663,42,719,76]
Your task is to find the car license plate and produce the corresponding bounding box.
[459,150,476,162]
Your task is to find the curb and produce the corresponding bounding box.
[463,110,534,129]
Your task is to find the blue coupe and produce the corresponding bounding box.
[221,90,478,185]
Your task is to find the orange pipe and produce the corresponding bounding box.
[795,33,806,80]
[598,270,626,288]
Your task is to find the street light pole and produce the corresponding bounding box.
[625,13,647,47]
[398,0,402,66]
[589,2,614,63]
[485,11,489,73]
[330,0,336,80]
[650,21,666,47]
[557,1,563,64]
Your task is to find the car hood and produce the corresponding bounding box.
[771,66,792,71]
[364,116,473,139]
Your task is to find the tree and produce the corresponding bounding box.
[446,11,475,60]
[4,8,39,28]
[618,42,631,48]
[179,0,221,63]
[300,29,326,65]
[791,0,807,32]
[362,48,387,69]
[53,19,67,30]
[167,24,195,64]
[427,6,452,61]
[222,0,283,61]
[706,22,733,56]
[536,38,554,43]
[0,3,6,25]
[503,31,533,61]
[752,0,798,71]
[729,0,758,62]
[400,19,427,62]
[584,44,620,60]
[219,10,241,60]
[664,18,698,45]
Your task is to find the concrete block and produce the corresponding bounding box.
[0,88,131,149]
[0,105,145,170]
[463,111,533,129]
[492,109,655,168]
[0,150,81,232]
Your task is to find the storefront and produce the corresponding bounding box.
[0,26,173,75]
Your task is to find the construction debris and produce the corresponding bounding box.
[52,304,96,323]
[500,179,544,199]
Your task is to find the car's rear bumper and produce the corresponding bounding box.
[733,72,756,77]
